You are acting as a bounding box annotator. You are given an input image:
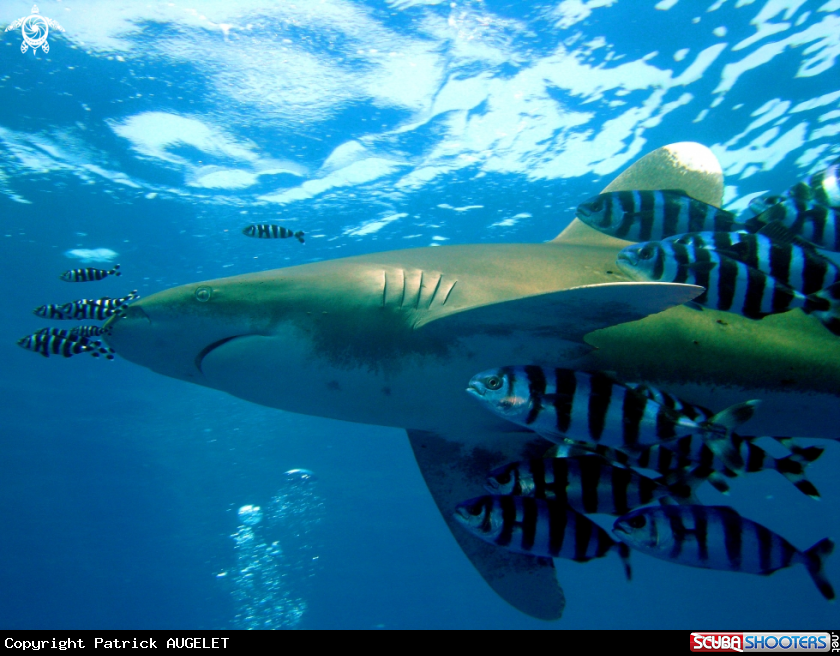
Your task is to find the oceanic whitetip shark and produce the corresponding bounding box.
[103,143,840,620]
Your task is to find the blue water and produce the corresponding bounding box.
[1,0,839,629]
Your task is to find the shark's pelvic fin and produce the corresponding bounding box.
[553,142,725,246]
[416,282,704,341]
[407,428,565,621]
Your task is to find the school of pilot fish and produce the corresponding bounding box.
[456,158,840,602]
[19,152,840,611]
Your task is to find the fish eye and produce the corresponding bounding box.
[639,245,656,260]
[627,514,647,529]
[486,376,503,391]
[195,287,212,303]
[495,471,511,485]
[592,199,603,211]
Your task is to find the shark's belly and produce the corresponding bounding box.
[197,316,840,440]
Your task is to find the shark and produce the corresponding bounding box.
[103,143,840,620]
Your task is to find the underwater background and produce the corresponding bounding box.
[1,0,839,629]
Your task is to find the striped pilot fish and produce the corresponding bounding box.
[242,224,305,243]
[33,291,139,321]
[613,505,835,600]
[60,264,121,282]
[748,157,840,217]
[17,330,114,359]
[467,365,755,471]
[485,457,699,515]
[544,428,824,500]
[616,240,840,335]
[575,190,743,242]
[624,383,824,499]
[454,495,631,579]
[749,192,840,252]
[668,231,840,296]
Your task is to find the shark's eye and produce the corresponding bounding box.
[486,376,503,391]
[195,287,212,303]
[639,245,656,260]
[627,514,647,529]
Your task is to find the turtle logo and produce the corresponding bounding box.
[5,5,65,54]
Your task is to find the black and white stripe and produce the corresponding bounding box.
[486,457,678,515]
[454,495,631,578]
[34,292,139,321]
[613,506,835,599]
[576,190,740,241]
[17,330,113,359]
[242,224,305,243]
[669,232,840,296]
[618,241,809,320]
[60,264,121,282]
[754,197,840,252]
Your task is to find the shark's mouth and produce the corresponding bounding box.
[195,335,245,373]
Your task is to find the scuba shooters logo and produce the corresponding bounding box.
[690,633,836,652]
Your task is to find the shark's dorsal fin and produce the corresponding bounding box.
[417,282,704,341]
[554,142,725,246]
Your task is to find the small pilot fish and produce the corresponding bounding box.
[749,158,840,215]
[69,325,106,338]
[485,457,696,514]
[616,240,840,334]
[60,264,121,282]
[668,231,840,296]
[242,224,305,243]
[576,190,741,241]
[34,292,139,321]
[613,505,834,600]
[17,330,113,359]
[751,195,840,252]
[455,495,631,579]
[467,366,755,470]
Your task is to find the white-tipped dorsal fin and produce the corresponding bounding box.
[553,142,725,245]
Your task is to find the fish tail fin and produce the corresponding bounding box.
[701,400,761,471]
[773,446,825,500]
[111,264,122,276]
[805,282,840,336]
[614,541,632,581]
[295,231,305,244]
[802,538,835,601]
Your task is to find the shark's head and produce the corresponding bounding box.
[103,274,280,382]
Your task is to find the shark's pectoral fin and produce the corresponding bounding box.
[416,282,703,342]
[406,428,564,621]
